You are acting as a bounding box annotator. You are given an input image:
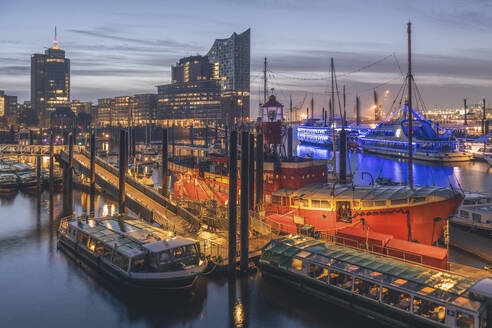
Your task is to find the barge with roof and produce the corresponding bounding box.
[57,214,207,290]
[260,235,492,328]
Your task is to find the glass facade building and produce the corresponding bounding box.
[157,29,250,125]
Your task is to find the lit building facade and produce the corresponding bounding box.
[156,29,250,125]
[133,94,157,125]
[31,34,70,126]
[70,100,92,114]
[94,94,157,127]
[0,90,18,125]
[95,98,115,127]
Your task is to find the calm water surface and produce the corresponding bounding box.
[1,146,491,327]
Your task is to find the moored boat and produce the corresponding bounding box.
[260,235,491,328]
[57,214,207,290]
[0,173,18,193]
[16,171,38,189]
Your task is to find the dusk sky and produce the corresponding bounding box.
[2,0,492,117]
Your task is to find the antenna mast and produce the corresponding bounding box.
[263,57,267,104]
[407,22,413,189]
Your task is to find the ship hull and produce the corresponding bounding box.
[360,145,472,162]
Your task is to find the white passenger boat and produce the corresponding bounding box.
[58,214,207,290]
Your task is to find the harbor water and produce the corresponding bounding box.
[0,147,491,327]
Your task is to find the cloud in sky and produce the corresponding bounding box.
[0,0,492,112]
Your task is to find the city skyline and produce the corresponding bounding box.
[2,0,492,115]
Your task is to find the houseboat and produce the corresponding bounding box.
[452,205,492,233]
[0,173,18,192]
[260,235,491,328]
[16,171,38,189]
[57,214,207,290]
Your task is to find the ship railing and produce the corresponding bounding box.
[152,210,176,233]
[318,232,427,266]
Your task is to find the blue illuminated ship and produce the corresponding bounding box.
[358,105,472,162]
[297,119,336,148]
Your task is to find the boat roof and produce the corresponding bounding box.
[464,191,491,199]
[68,215,197,258]
[273,183,459,201]
[265,236,477,302]
[463,205,492,214]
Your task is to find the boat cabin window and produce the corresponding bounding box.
[111,251,129,271]
[362,201,373,208]
[354,278,380,300]
[375,200,386,207]
[272,195,281,205]
[329,270,353,291]
[308,263,328,282]
[291,198,299,207]
[311,200,320,208]
[472,213,482,223]
[381,287,410,311]
[391,198,408,206]
[413,296,445,323]
[103,245,113,260]
[320,200,330,208]
[94,240,104,255]
[291,258,303,271]
[78,232,89,246]
[479,198,491,204]
[413,197,426,203]
[282,197,288,206]
[460,210,469,218]
[159,250,172,264]
[456,311,474,328]
[131,256,146,272]
[300,199,309,207]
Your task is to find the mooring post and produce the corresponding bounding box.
[68,133,73,214]
[29,130,33,145]
[255,133,263,210]
[39,128,43,145]
[339,129,347,184]
[240,131,249,273]
[287,126,293,160]
[248,133,255,211]
[190,124,194,147]
[171,123,175,157]
[90,131,96,216]
[36,155,42,192]
[49,130,54,195]
[161,128,168,197]
[118,129,127,214]
[228,130,238,274]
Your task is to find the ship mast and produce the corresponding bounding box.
[407,22,413,189]
[330,58,336,174]
[263,57,268,104]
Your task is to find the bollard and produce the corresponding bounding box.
[161,128,168,197]
[255,133,263,210]
[248,133,254,211]
[118,129,127,214]
[240,131,249,273]
[228,130,238,274]
[90,131,96,216]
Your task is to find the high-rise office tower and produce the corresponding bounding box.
[31,28,70,126]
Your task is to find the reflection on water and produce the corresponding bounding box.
[296,144,492,192]
[0,189,382,328]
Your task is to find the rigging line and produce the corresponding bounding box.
[392,53,405,77]
[413,76,429,112]
[269,54,395,81]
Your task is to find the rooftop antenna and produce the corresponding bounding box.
[53,26,60,49]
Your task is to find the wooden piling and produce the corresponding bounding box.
[228,130,238,274]
[240,131,249,273]
[68,133,73,213]
[339,129,347,184]
[248,133,255,211]
[118,130,127,214]
[255,133,263,210]
[90,131,96,216]
[36,155,42,192]
[161,128,168,197]
[287,126,293,159]
[49,131,54,195]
